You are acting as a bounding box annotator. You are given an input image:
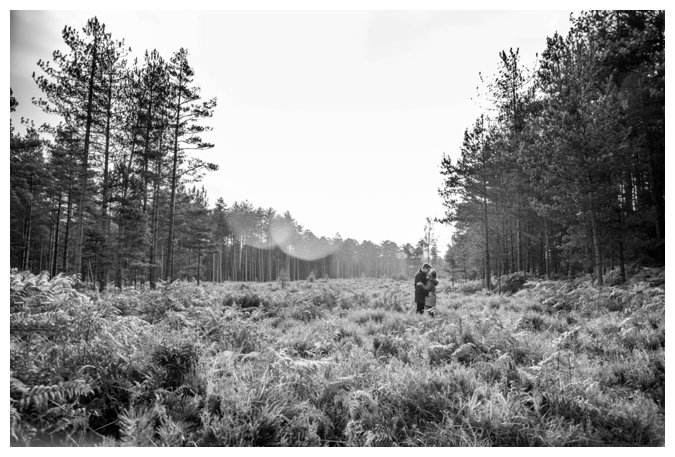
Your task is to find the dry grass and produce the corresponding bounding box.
[10,271,665,446]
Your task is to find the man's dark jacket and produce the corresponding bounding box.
[414,269,429,303]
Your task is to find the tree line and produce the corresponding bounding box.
[183,198,440,283]
[440,11,664,288]
[10,17,441,288]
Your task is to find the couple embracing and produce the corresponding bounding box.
[414,263,439,316]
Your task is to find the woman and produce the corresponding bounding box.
[417,270,439,317]
[414,263,431,314]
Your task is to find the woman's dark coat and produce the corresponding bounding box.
[414,269,429,303]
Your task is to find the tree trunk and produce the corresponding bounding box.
[22,208,31,271]
[482,192,491,290]
[116,141,138,289]
[544,218,550,279]
[141,92,153,216]
[232,235,237,281]
[516,196,522,272]
[616,206,627,283]
[98,77,113,292]
[51,193,62,276]
[587,193,603,286]
[22,176,34,271]
[116,219,123,289]
[149,120,165,290]
[47,219,53,273]
[62,174,73,274]
[165,70,183,282]
[39,238,45,272]
[197,249,201,285]
[223,242,228,281]
[74,37,98,279]
[268,243,272,282]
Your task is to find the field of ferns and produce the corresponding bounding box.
[10,268,665,446]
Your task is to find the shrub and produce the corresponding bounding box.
[538,388,663,445]
[604,268,624,286]
[527,303,544,313]
[516,314,547,332]
[488,298,502,310]
[289,338,315,358]
[423,323,456,345]
[220,320,262,354]
[371,290,407,312]
[457,280,484,295]
[151,339,201,389]
[290,302,324,322]
[222,291,270,310]
[498,272,527,294]
[10,378,95,445]
[452,342,480,364]
[372,334,411,363]
[333,325,364,347]
[10,271,150,445]
[395,369,476,426]
[278,402,329,446]
[427,344,456,366]
[628,266,665,287]
[351,292,371,307]
[352,309,387,325]
[311,289,338,307]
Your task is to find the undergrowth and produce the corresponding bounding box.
[10,269,665,446]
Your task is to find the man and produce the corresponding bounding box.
[414,263,431,314]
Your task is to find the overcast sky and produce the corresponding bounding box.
[10,8,575,251]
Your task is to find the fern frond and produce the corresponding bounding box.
[10,376,29,395]
[10,310,71,334]
[118,404,161,446]
[36,270,51,286]
[16,380,94,411]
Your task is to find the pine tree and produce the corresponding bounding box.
[439,115,496,289]
[164,48,217,282]
[33,17,120,278]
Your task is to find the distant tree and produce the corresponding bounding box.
[400,243,415,275]
[180,187,213,285]
[422,217,436,264]
[381,240,400,277]
[443,244,456,284]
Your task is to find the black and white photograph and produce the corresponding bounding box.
[8,1,667,447]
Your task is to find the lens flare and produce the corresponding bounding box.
[284,235,341,261]
[270,218,340,261]
[269,218,294,247]
[226,213,271,249]
[226,216,340,261]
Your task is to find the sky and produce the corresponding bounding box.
[9,5,577,252]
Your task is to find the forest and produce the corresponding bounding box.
[10,17,440,289]
[9,11,665,447]
[10,12,663,289]
[440,10,664,288]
